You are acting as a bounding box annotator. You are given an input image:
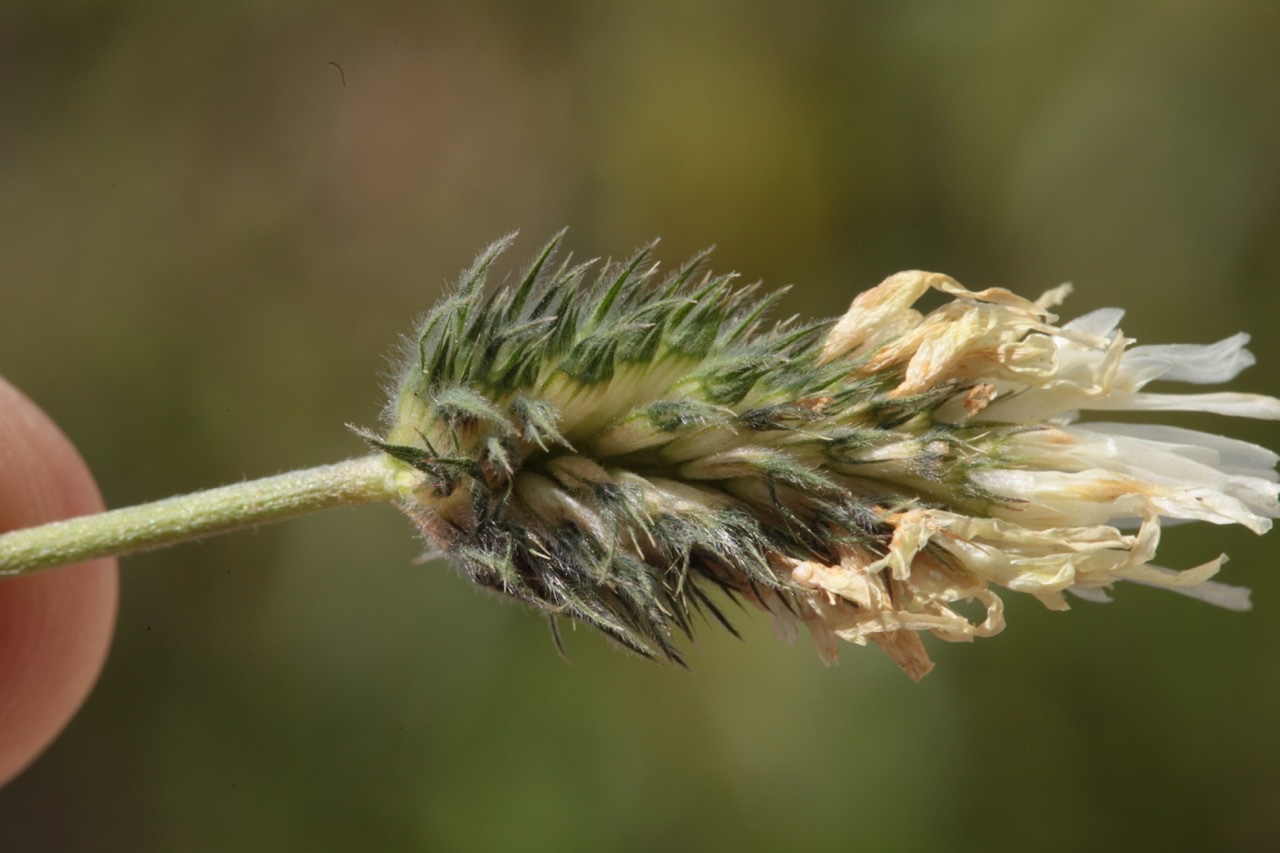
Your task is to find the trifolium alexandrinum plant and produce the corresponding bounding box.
[2,231,1277,678]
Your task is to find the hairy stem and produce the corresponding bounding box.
[0,454,400,576]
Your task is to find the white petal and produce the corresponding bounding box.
[1018,425,1280,513]
[972,468,1149,527]
[1121,557,1252,611]
[974,461,1276,533]
[1120,333,1255,385]
[1094,391,1280,419]
[1063,307,1125,336]
[1084,423,1280,481]
[1125,572,1253,611]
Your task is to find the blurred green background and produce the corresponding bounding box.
[3,1,1280,850]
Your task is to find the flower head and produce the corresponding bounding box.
[368,232,1280,677]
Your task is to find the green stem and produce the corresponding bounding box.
[0,454,400,577]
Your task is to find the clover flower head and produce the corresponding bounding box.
[370,232,1280,678]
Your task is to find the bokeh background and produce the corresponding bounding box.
[3,1,1280,850]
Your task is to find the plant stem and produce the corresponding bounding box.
[0,454,400,577]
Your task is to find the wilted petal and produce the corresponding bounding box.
[820,270,938,363]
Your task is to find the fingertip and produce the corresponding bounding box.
[0,377,118,786]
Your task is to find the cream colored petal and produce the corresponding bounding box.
[872,631,935,682]
[1035,283,1073,310]
[819,270,944,364]
[1121,557,1251,610]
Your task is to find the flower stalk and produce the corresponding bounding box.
[2,231,1277,678]
[0,455,398,574]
